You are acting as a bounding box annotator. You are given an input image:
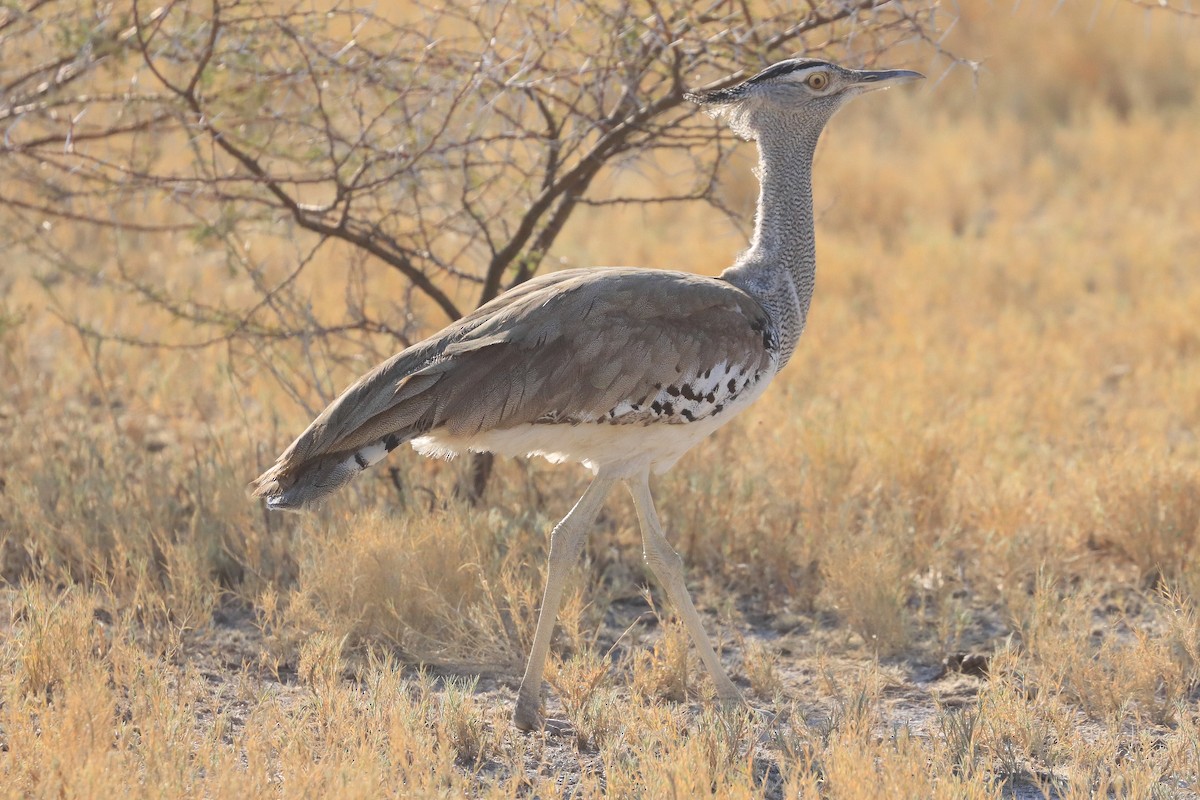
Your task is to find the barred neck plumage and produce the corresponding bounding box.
[721,123,823,368]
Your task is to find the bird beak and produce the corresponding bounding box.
[849,68,925,92]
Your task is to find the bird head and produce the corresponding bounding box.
[686,59,924,140]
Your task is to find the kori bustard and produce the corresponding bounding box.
[253,60,922,730]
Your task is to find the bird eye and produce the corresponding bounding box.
[806,72,829,90]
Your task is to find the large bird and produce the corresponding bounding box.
[252,59,923,730]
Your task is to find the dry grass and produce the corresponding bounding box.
[3,1,1200,797]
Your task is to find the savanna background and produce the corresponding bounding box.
[2,0,1200,797]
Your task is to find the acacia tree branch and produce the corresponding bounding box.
[129,0,464,322]
[1,0,940,397]
[479,0,900,304]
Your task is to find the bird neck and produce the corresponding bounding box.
[722,124,822,367]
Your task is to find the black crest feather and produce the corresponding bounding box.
[685,59,829,106]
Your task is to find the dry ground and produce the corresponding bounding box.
[3,1,1200,797]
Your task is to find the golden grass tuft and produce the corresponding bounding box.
[1092,466,1200,587]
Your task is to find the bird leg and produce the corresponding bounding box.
[626,473,744,707]
[513,476,615,732]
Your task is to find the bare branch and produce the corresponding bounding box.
[0,0,943,409]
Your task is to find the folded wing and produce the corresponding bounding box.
[252,268,774,508]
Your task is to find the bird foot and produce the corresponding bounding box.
[512,709,573,736]
[715,685,748,711]
[715,692,790,729]
[745,701,791,727]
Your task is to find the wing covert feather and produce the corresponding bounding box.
[426,269,775,431]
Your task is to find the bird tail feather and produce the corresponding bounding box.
[251,432,411,511]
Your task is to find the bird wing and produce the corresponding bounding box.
[258,268,592,465]
[420,268,776,436]
[251,268,774,503]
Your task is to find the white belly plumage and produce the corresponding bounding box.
[412,367,774,477]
